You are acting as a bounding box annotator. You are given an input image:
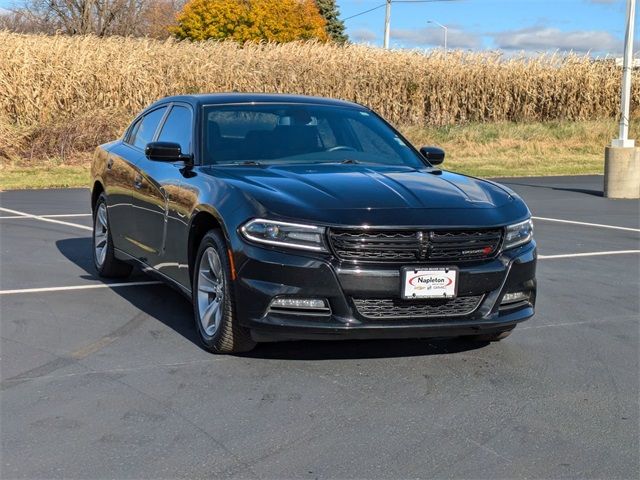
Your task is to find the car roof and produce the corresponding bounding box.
[147,93,368,111]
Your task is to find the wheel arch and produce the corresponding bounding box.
[187,208,232,284]
[91,180,105,212]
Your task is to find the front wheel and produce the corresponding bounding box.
[93,193,132,278]
[192,230,256,354]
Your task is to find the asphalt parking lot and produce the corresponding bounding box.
[1,175,639,479]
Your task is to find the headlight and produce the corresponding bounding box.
[240,219,327,251]
[503,218,534,250]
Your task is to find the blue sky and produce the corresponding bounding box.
[338,0,634,55]
[0,0,635,55]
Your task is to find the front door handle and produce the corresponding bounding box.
[107,157,114,170]
[134,174,143,189]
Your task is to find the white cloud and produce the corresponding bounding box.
[391,26,481,49]
[352,28,377,43]
[493,26,622,53]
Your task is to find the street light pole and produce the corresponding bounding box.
[383,0,391,49]
[612,0,636,148]
[427,20,448,55]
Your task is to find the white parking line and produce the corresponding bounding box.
[538,250,640,260]
[1,207,638,295]
[0,207,92,231]
[2,250,638,296]
[519,315,637,330]
[3,207,638,235]
[0,213,91,219]
[0,281,162,295]
[532,216,640,233]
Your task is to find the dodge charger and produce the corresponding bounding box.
[91,94,536,353]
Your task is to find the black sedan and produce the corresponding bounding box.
[91,93,536,353]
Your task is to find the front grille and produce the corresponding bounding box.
[329,228,503,263]
[353,295,483,319]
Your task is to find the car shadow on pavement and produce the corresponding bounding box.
[497,181,604,198]
[56,237,199,346]
[57,237,486,360]
[244,337,486,360]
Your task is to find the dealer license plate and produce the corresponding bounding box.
[401,267,458,299]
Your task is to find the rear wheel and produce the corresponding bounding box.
[192,230,256,354]
[93,193,132,278]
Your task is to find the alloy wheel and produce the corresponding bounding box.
[197,247,225,337]
[94,202,109,267]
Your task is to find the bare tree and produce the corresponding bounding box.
[1,0,183,37]
[141,0,183,39]
[0,4,60,33]
[37,0,139,35]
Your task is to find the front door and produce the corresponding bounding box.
[117,105,169,261]
[130,104,194,282]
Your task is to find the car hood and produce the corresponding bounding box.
[204,164,525,227]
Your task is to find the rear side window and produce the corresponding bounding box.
[157,106,192,154]
[129,107,167,149]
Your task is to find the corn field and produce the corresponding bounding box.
[0,31,637,162]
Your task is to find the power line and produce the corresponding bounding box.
[343,0,460,23]
[394,0,460,3]
[343,3,387,22]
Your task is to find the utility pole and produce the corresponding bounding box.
[427,20,448,55]
[604,0,639,198]
[383,0,391,49]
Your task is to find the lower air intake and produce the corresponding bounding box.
[352,295,483,319]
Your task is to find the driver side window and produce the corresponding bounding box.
[128,107,167,150]
[157,105,192,154]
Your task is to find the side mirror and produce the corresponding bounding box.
[145,142,187,162]
[419,146,445,166]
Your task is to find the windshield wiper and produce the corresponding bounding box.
[340,159,360,164]
[238,160,262,166]
[215,160,262,166]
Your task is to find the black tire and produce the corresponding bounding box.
[93,193,133,278]
[192,230,256,354]
[466,327,515,343]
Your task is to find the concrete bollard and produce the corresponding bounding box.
[604,146,640,199]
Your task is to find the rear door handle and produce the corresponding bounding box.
[134,174,143,189]
[107,157,113,170]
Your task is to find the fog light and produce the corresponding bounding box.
[271,297,327,309]
[501,291,529,305]
[268,297,331,316]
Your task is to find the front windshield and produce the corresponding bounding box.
[202,103,427,168]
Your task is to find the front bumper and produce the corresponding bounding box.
[233,241,537,342]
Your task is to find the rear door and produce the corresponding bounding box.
[101,140,139,254]
[130,103,194,280]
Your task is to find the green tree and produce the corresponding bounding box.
[315,0,347,43]
[171,0,328,43]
